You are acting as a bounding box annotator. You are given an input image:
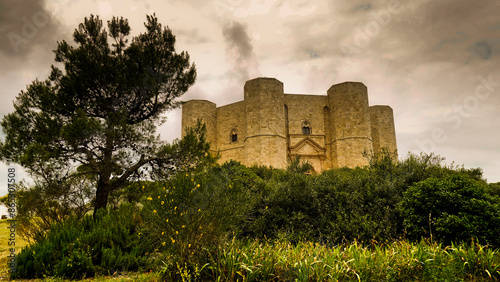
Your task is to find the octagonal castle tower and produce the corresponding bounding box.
[182,77,397,171]
[327,82,373,168]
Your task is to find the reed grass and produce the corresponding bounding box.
[193,238,500,281]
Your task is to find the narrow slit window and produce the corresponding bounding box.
[231,129,238,142]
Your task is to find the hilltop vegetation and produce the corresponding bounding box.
[2,12,499,281]
[10,152,500,280]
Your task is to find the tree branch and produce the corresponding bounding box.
[110,154,156,191]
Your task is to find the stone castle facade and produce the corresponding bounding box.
[181,77,397,172]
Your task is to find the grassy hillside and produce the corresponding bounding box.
[6,154,500,280]
[0,218,28,279]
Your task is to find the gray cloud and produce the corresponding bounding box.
[387,1,499,62]
[222,21,253,60]
[469,41,493,60]
[0,0,64,58]
[285,1,499,65]
[354,3,372,12]
[222,20,259,82]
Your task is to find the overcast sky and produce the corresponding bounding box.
[1,0,499,213]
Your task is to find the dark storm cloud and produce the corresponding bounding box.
[418,0,496,27]
[284,0,499,66]
[222,20,259,81]
[0,0,63,57]
[222,21,253,60]
[307,49,319,58]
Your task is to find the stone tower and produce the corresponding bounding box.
[327,82,373,168]
[181,100,217,154]
[369,105,398,158]
[181,77,397,172]
[243,78,287,168]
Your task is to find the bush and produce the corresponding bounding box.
[0,176,94,243]
[399,174,500,246]
[238,163,402,244]
[140,161,255,280]
[239,152,490,245]
[13,204,152,279]
[242,168,316,242]
[312,167,402,243]
[489,182,500,197]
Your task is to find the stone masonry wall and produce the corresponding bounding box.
[284,94,328,137]
[181,77,397,171]
[285,94,329,172]
[216,101,246,164]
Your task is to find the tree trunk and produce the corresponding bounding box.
[93,184,109,219]
[94,129,114,219]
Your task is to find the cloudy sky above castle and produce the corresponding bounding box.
[0,0,499,196]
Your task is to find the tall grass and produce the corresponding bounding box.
[0,219,28,279]
[191,238,500,281]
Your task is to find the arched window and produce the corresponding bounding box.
[230,129,238,143]
[302,121,311,135]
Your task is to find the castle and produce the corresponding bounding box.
[181,77,397,172]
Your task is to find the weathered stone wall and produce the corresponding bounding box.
[285,94,328,172]
[181,77,397,171]
[327,82,373,168]
[284,94,328,136]
[216,101,246,164]
[369,105,398,159]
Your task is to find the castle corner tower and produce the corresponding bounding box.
[244,78,287,169]
[327,82,373,168]
[181,100,217,154]
[369,105,398,159]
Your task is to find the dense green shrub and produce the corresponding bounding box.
[489,182,500,197]
[140,160,256,280]
[312,167,402,243]
[242,165,404,244]
[399,174,500,246]
[238,152,491,245]
[242,168,316,242]
[12,204,152,279]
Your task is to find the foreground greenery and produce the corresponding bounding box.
[10,152,500,280]
[197,238,500,281]
[12,205,152,279]
[0,220,28,279]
